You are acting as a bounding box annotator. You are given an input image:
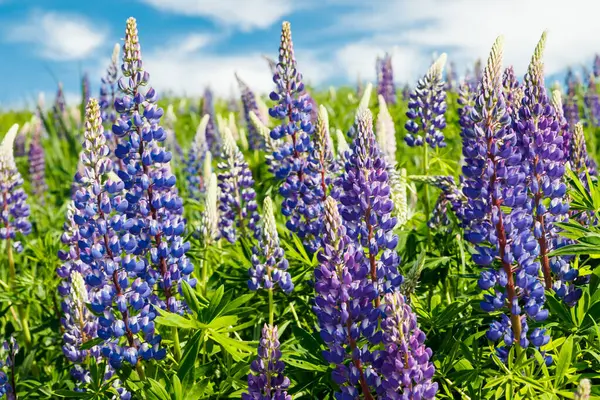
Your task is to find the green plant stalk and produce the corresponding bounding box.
[268,288,274,326]
[423,144,431,243]
[8,240,32,349]
[173,327,181,363]
[136,363,146,381]
[201,246,208,296]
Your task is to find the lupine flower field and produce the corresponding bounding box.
[3,15,600,400]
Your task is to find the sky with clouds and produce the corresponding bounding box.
[1,0,599,110]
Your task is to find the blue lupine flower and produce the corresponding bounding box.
[334,109,402,300]
[242,324,291,400]
[502,66,522,116]
[584,73,600,126]
[461,36,549,356]
[313,197,379,399]
[185,115,211,200]
[376,53,396,105]
[0,124,32,251]
[0,337,18,399]
[217,127,260,243]
[236,73,267,150]
[28,117,47,202]
[405,54,448,148]
[377,291,438,399]
[248,196,293,293]
[269,21,324,254]
[202,87,220,153]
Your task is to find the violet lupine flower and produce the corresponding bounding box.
[28,117,47,202]
[100,44,120,131]
[0,337,18,400]
[334,109,402,300]
[202,88,220,153]
[594,55,600,78]
[263,54,278,76]
[377,291,438,399]
[445,61,458,91]
[14,123,28,158]
[411,175,466,227]
[457,82,475,137]
[502,66,523,116]
[248,196,293,293]
[405,53,448,148]
[242,324,291,400]
[236,74,266,150]
[163,105,184,163]
[584,74,600,126]
[461,36,549,357]
[0,124,32,252]
[309,105,335,201]
[113,18,194,318]
[313,196,380,399]
[217,127,260,243]
[571,122,598,179]
[516,32,573,303]
[185,115,211,200]
[551,90,573,160]
[269,21,323,254]
[54,82,67,115]
[401,84,410,102]
[377,53,396,105]
[563,69,580,129]
[82,73,91,106]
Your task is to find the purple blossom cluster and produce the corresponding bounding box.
[185,115,211,199]
[376,53,396,105]
[412,175,467,228]
[461,36,550,359]
[0,337,18,400]
[28,117,47,202]
[0,124,32,251]
[242,324,291,400]
[237,74,268,150]
[405,54,448,148]
[269,21,324,253]
[248,196,293,293]
[217,127,260,243]
[202,88,220,153]
[584,74,600,126]
[563,69,580,129]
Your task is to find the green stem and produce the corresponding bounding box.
[201,246,208,296]
[423,145,431,244]
[268,288,274,326]
[136,363,146,381]
[8,241,32,349]
[173,327,181,363]
[7,239,16,287]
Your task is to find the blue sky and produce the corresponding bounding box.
[0,0,598,110]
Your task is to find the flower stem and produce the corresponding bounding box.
[423,144,431,243]
[201,247,208,296]
[136,363,146,381]
[173,327,181,363]
[268,288,274,326]
[7,241,32,349]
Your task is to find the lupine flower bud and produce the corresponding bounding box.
[0,124,32,248]
[334,128,350,170]
[202,88,220,153]
[200,173,220,244]
[249,111,281,174]
[574,378,591,400]
[217,127,260,242]
[378,291,438,399]
[185,114,211,199]
[405,53,448,148]
[249,196,292,293]
[571,122,597,180]
[242,324,291,400]
[309,105,335,200]
[376,53,396,105]
[28,116,47,202]
[551,90,573,159]
[269,21,324,253]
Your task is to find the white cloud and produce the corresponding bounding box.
[139,0,296,31]
[7,10,106,60]
[330,0,600,83]
[137,32,335,99]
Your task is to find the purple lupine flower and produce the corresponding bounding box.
[185,115,211,199]
[82,72,91,106]
[551,90,573,160]
[445,61,458,91]
[236,74,267,150]
[377,291,438,399]
[163,105,184,163]
[405,54,448,148]
[411,175,467,228]
[309,105,335,201]
[263,54,278,76]
[202,87,220,153]
[377,52,396,105]
[249,111,281,175]
[334,109,402,301]
[242,324,291,400]
[0,337,18,400]
[100,44,120,132]
[313,197,379,399]
[571,122,598,180]
[269,21,323,254]
[54,82,67,115]
[14,123,28,158]
[457,81,475,139]
[461,36,549,357]
[516,33,574,305]
[401,84,410,102]
[502,66,522,116]
[594,55,600,78]
[248,196,293,293]
[563,69,580,129]
[217,127,260,243]
[584,74,600,126]
[0,124,32,252]
[28,117,47,202]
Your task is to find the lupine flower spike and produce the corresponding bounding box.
[269,21,323,253]
[242,324,291,400]
[236,73,267,150]
[461,36,550,359]
[202,88,220,153]
[217,127,260,242]
[377,53,396,105]
[310,105,335,200]
[405,53,448,148]
[199,173,220,245]
[0,337,19,400]
[248,196,293,293]
[185,114,211,199]
[574,378,591,400]
[28,116,47,202]
[249,111,281,174]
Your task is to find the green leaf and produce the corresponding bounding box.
[178,330,203,382]
[203,285,225,322]
[146,378,171,400]
[219,293,255,316]
[79,337,104,351]
[554,335,573,386]
[171,374,183,400]
[155,308,200,329]
[181,280,202,315]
